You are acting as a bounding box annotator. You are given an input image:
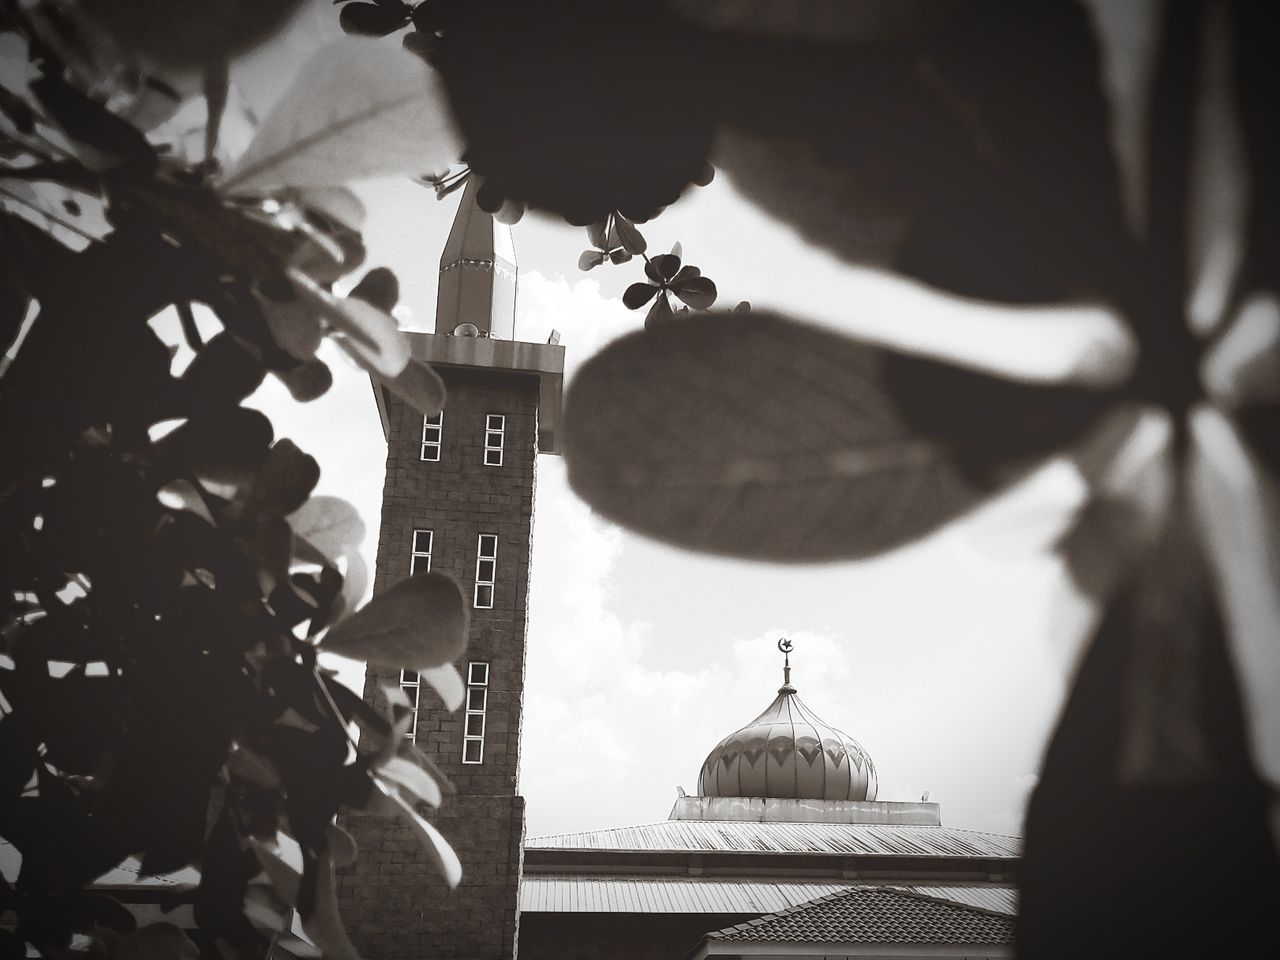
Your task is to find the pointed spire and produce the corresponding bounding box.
[436,176,518,340]
[777,637,795,694]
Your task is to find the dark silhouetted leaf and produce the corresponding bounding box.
[564,311,1107,561]
[622,282,658,310]
[1020,509,1280,957]
[339,1,409,36]
[349,267,399,313]
[157,408,274,485]
[710,3,1129,303]
[277,358,334,402]
[644,254,680,283]
[243,440,320,521]
[644,292,675,330]
[319,570,468,669]
[614,215,646,255]
[609,248,633,265]
[671,275,717,310]
[30,75,157,171]
[181,333,266,412]
[671,264,700,284]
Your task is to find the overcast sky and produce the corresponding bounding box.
[238,8,1105,840]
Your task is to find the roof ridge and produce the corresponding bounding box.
[708,887,857,940]
[882,885,1018,920]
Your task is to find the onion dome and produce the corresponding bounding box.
[697,640,877,802]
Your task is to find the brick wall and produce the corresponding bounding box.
[338,365,542,960]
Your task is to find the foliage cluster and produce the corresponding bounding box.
[0,2,1278,959]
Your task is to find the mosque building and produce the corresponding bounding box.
[517,641,1018,960]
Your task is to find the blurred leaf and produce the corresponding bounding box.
[242,440,320,521]
[157,408,274,485]
[288,187,367,233]
[256,289,323,361]
[299,852,360,960]
[578,249,606,271]
[622,282,657,310]
[247,836,300,905]
[379,359,446,419]
[288,496,365,565]
[564,311,1106,561]
[349,267,400,313]
[276,358,333,402]
[181,333,265,411]
[421,663,464,711]
[114,922,198,960]
[218,38,462,194]
[711,3,1129,303]
[670,241,683,260]
[1021,507,1280,956]
[375,756,442,807]
[614,215,646,255]
[608,248,633,265]
[326,823,358,869]
[319,570,468,668]
[644,254,680,284]
[734,300,751,313]
[287,268,410,378]
[380,782,462,887]
[671,275,717,310]
[30,75,157,172]
[339,1,410,36]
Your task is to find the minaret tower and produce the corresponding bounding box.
[337,178,564,960]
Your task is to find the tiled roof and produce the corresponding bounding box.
[706,887,1015,945]
[526,819,1020,859]
[518,875,1018,917]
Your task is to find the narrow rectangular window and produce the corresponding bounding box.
[421,412,443,461]
[474,534,497,609]
[462,660,489,764]
[399,669,421,742]
[410,529,433,576]
[484,414,505,466]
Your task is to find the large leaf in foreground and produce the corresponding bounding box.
[218,38,461,195]
[563,312,1108,562]
[319,571,467,669]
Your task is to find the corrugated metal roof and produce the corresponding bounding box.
[526,820,1021,859]
[904,884,1017,916]
[706,887,1014,945]
[519,876,1018,916]
[519,876,1017,916]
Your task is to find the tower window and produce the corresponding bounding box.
[473,534,497,608]
[421,412,443,461]
[484,414,505,466]
[410,529,433,575]
[462,660,489,764]
[399,669,421,742]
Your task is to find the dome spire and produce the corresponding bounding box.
[777,637,795,694]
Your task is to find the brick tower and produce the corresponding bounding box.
[337,179,564,960]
